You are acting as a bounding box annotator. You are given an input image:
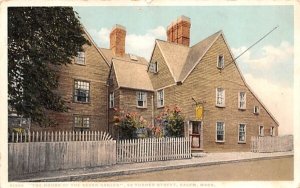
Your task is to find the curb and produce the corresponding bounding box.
[17,154,293,182]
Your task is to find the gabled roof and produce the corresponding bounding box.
[112,58,153,91]
[179,31,222,82]
[154,30,222,83]
[156,40,190,82]
[100,48,148,67]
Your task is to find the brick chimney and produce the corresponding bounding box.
[166,15,191,46]
[110,24,126,57]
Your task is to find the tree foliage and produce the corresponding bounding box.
[8,7,90,126]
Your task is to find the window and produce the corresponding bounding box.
[238,92,246,109]
[74,116,90,128]
[109,92,114,108]
[270,126,275,136]
[76,52,85,65]
[254,106,260,114]
[74,80,90,103]
[259,125,264,136]
[216,122,225,142]
[149,61,158,73]
[137,91,147,108]
[238,124,246,143]
[157,89,164,108]
[217,55,224,69]
[216,88,225,107]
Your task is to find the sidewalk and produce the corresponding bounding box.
[10,151,293,182]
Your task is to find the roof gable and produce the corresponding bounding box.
[179,31,222,82]
[156,40,190,82]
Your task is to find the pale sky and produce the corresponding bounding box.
[74,6,294,135]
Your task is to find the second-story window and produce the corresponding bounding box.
[137,91,147,108]
[157,89,164,108]
[76,52,85,65]
[238,92,246,109]
[216,88,225,107]
[109,92,114,108]
[74,80,90,103]
[217,55,224,69]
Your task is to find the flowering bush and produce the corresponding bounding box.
[113,108,148,139]
[155,105,185,137]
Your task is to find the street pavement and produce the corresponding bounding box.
[10,151,293,182]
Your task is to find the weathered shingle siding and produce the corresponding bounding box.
[32,37,110,132]
[119,88,154,124]
[148,45,176,90]
[174,35,278,151]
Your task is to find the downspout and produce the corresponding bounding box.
[106,82,110,133]
[151,93,154,125]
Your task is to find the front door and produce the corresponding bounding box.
[189,121,201,148]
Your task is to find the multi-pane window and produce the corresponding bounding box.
[157,89,164,108]
[217,55,224,69]
[254,106,260,114]
[149,61,158,73]
[238,92,246,109]
[270,126,275,136]
[137,91,147,108]
[74,80,90,103]
[238,124,246,142]
[216,122,225,142]
[109,92,114,108]
[259,125,264,136]
[76,52,85,65]
[216,88,225,107]
[74,116,90,128]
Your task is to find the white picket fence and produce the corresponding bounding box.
[8,130,112,143]
[251,135,293,153]
[117,137,191,163]
[8,140,116,177]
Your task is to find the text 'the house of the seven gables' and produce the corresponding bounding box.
[29,15,279,152]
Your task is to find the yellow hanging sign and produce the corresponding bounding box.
[195,105,203,120]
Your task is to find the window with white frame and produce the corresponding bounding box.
[137,91,147,108]
[216,122,225,142]
[217,55,224,69]
[254,106,260,114]
[216,88,225,107]
[270,126,275,136]
[157,89,164,108]
[238,92,246,109]
[74,116,90,128]
[74,80,90,103]
[76,52,85,65]
[109,92,114,108]
[149,61,158,73]
[238,124,246,143]
[259,125,264,136]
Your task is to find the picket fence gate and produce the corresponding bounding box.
[8,130,112,143]
[251,135,293,153]
[117,137,191,163]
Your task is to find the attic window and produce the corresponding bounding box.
[149,61,158,73]
[254,106,260,114]
[129,54,138,61]
[76,52,85,65]
[217,55,224,69]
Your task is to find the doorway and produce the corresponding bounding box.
[189,121,202,149]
